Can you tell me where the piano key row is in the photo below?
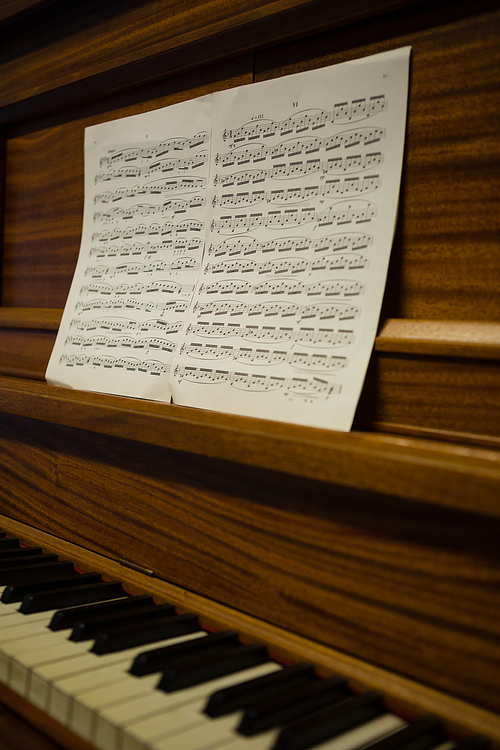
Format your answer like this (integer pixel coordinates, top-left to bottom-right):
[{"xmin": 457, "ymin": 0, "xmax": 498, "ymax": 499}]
[{"xmin": 0, "ymin": 534, "xmax": 487, "ymax": 750}]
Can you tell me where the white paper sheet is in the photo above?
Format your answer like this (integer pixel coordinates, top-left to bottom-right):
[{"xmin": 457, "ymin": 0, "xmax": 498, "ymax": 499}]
[{"xmin": 46, "ymin": 47, "xmax": 410, "ymax": 431}]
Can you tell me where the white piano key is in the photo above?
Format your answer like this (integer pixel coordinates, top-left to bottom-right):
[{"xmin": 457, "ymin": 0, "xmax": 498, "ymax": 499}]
[
  {"xmin": 93, "ymin": 663, "xmax": 280, "ymax": 750},
  {"xmin": 215, "ymin": 713, "xmax": 407, "ymax": 750},
  {"xmin": 152, "ymin": 714, "xmax": 239, "ymax": 750},
  {"xmin": 49, "ymin": 631, "xmax": 205, "ymax": 725},
  {"xmin": 8, "ymin": 636, "xmax": 90, "ymax": 696}
]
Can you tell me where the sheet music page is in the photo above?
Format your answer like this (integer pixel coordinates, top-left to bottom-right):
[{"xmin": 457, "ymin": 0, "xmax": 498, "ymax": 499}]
[
  {"xmin": 46, "ymin": 94, "xmax": 212, "ymax": 401},
  {"xmin": 170, "ymin": 47, "xmax": 410, "ymax": 430}
]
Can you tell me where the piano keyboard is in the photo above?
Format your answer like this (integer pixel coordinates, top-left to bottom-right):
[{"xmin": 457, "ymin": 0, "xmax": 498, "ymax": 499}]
[{"xmin": 0, "ymin": 533, "xmax": 487, "ymax": 750}]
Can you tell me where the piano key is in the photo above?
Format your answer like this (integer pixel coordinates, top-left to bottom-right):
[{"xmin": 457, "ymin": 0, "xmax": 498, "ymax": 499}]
[
  {"xmin": 92, "ymin": 611, "xmax": 201, "ymax": 653},
  {"xmin": 48, "ymin": 631, "xmax": 206, "ymax": 725},
  {"xmin": 158, "ymin": 642, "xmax": 269, "ymax": 692},
  {"xmin": 1, "ymin": 571, "xmax": 101, "ymax": 602},
  {"xmin": 0, "ymin": 560, "xmax": 76, "ymax": 585},
  {"xmin": 0, "ymin": 551, "xmax": 53, "ymax": 567},
  {"xmin": 93, "ymin": 662, "xmax": 280, "ymax": 750},
  {"xmin": 220, "ymin": 713, "xmax": 408, "ymax": 750},
  {"xmin": 237, "ymin": 675, "xmax": 350, "ymax": 735},
  {"xmin": 70, "ymin": 601, "xmax": 177, "ymax": 640},
  {"xmin": 20, "ymin": 580, "xmax": 126, "ymax": 613},
  {"xmin": 363, "ymin": 716, "xmax": 444, "ymax": 750},
  {"xmin": 0, "ymin": 546, "xmax": 43, "ymax": 559},
  {"xmin": 130, "ymin": 629, "xmax": 240, "ymax": 676},
  {"xmin": 49, "ymin": 593, "xmax": 153, "ymax": 630},
  {"xmin": 0, "ymin": 537, "xmax": 21, "ymax": 550},
  {"xmin": 205, "ymin": 662, "xmax": 317, "ymax": 718},
  {"xmin": 273, "ymin": 690, "xmax": 386, "ymax": 750}
]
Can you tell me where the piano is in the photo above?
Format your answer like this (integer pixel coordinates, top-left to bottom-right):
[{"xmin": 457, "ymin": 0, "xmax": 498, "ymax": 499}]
[{"xmin": 0, "ymin": 0, "xmax": 499, "ymax": 748}]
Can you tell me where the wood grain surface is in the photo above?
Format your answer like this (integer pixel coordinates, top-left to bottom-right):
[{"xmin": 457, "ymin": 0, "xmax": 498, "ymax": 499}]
[{"xmin": 0, "ymin": 411, "xmax": 499, "ymax": 714}]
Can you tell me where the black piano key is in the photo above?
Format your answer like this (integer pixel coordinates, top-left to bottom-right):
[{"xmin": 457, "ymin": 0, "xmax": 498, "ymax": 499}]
[
  {"xmin": 272, "ymin": 690, "xmax": 385, "ymax": 750},
  {"xmin": 157, "ymin": 642, "xmax": 269, "ymax": 692},
  {"xmin": 130, "ymin": 629, "xmax": 240, "ymax": 676},
  {"xmin": 1, "ymin": 571, "xmax": 103, "ymax": 603},
  {"xmin": 20, "ymin": 581, "xmax": 126, "ymax": 613},
  {"xmin": 70, "ymin": 602, "xmax": 176, "ymax": 641},
  {"xmin": 0, "ymin": 560, "xmax": 76, "ymax": 586},
  {"xmin": 92, "ymin": 611, "xmax": 200, "ymax": 654},
  {"xmin": 238, "ymin": 674, "xmax": 350, "ymax": 735},
  {"xmin": 0, "ymin": 552, "xmax": 59, "ymax": 570},
  {"xmin": 364, "ymin": 717, "xmax": 444, "ymax": 750},
  {"xmin": 49, "ymin": 594, "xmax": 154, "ymax": 631},
  {"xmin": 205, "ymin": 662, "xmax": 317, "ymax": 718},
  {"xmin": 0, "ymin": 546, "xmax": 43, "ymax": 560},
  {"xmin": 0, "ymin": 538, "xmax": 21, "ymax": 550}
]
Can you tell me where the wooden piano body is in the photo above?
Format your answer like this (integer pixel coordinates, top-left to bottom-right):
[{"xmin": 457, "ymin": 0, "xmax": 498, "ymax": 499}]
[{"xmin": 0, "ymin": 0, "xmax": 499, "ymax": 747}]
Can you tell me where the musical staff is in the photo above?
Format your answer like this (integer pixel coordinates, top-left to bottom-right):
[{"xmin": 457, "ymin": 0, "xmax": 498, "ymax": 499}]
[
  {"xmin": 214, "ymin": 154, "xmax": 383, "ymax": 186},
  {"xmin": 193, "ymin": 300, "xmax": 360, "ymax": 321},
  {"xmin": 199, "ymin": 278, "xmax": 364, "ymax": 297},
  {"xmin": 181, "ymin": 342, "xmax": 347, "ymax": 369},
  {"xmin": 208, "ymin": 233, "xmax": 372, "ymax": 258},
  {"xmin": 65, "ymin": 334, "xmax": 176, "ymax": 352},
  {"xmin": 80, "ymin": 280, "xmax": 194, "ymax": 296},
  {"xmin": 60, "ymin": 354, "xmax": 170, "ymax": 375},
  {"xmin": 186, "ymin": 322, "xmax": 355, "ymax": 346},
  {"xmin": 95, "ymin": 187, "xmax": 206, "ymax": 204},
  {"xmin": 204, "ymin": 254, "xmax": 368, "ymax": 276},
  {"xmin": 99, "ymin": 133, "xmax": 209, "ymax": 167},
  {"xmin": 212, "ymin": 176, "xmax": 379, "ymax": 207},
  {"xmin": 85, "ymin": 258, "xmax": 199, "ymax": 278},
  {"xmin": 211, "ymin": 202, "xmax": 377, "ymax": 233},
  {"xmin": 95, "ymin": 153, "xmax": 208, "ymax": 182},
  {"xmin": 174, "ymin": 365, "xmax": 342, "ymax": 396},
  {"xmin": 70, "ymin": 318, "xmax": 183, "ymax": 335},
  {"xmin": 75, "ymin": 299, "xmax": 189, "ymax": 314},
  {"xmin": 90, "ymin": 238, "xmax": 203, "ymax": 258},
  {"xmin": 92, "ymin": 220, "xmax": 204, "ymax": 242},
  {"xmin": 223, "ymin": 97, "xmax": 386, "ymax": 142}
]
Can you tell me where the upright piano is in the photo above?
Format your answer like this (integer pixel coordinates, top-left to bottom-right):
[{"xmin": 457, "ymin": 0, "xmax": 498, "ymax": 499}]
[{"xmin": 0, "ymin": 0, "xmax": 499, "ymax": 748}]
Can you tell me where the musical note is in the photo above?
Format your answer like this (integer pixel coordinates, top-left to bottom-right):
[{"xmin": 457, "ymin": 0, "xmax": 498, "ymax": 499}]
[
  {"xmin": 186, "ymin": 322, "xmax": 355, "ymax": 346},
  {"xmin": 215, "ymin": 128, "xmax": 385, "ymax": 167},
  {"xmin": 208, "ymin": 233, "xmax": 372, "ymax": 258},
  {"xmin": 193, "ymin": 299, "xmax": 360, "ymax": 321},
  {"xmin": 223, "ymin": 98, "xmax": 386, "ymax": 142}
]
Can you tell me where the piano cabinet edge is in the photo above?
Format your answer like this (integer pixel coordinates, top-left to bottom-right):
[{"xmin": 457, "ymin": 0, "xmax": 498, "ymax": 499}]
[{"xmin": 0, "ymin": 516, "xmax": 499, "ymax": 749}]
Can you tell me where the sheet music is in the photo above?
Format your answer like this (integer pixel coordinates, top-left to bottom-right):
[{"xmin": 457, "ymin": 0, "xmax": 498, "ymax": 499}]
[
  {"xmin": 46, "ymin": 47, "xmax": 410, "ymax": 430},
  {"xmin": 46, "ymin": 95, "xmax": 212, "ymax": 401},
  {"xmin": 170, "ymin": 48, "xmax": 410, "ymax": 430}
]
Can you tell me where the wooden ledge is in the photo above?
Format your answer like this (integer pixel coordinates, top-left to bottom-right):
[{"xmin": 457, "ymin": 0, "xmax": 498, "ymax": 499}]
[{"xmin": 0, "ymin": 375, "xmax": 499, "ymax": 518}]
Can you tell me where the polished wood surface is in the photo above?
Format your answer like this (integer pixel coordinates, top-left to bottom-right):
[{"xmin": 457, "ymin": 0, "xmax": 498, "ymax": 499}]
[{"xmin": 0, "ymin": 0, "xmax": 499, "ymax": 746}]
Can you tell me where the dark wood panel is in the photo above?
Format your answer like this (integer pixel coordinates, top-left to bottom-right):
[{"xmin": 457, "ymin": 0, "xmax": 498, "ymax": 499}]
[
  {"xmin": 0, "ymin": 328, "xmax": 55, "ymax": 379},
  {"xmin": 356, "ymin": 351, "xmax": 500, "ymax": 438},
  {"xmin": 255, "ymin": 1, "xmax": 500, "ymax": 322},
  {"xmin": 2, "ymin": 60, "xmax": 253, "ymax": 307},
  {"xmin": 0, "ymin": 0, "xmax": 58, "ymax": 25},
  {"xmin": 0, "ymin": 411, "xmax": 499, "ymax": 712},
  {"xmin": 0, "ymin": 0, "xmax": 424, "ymax": 118}
]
